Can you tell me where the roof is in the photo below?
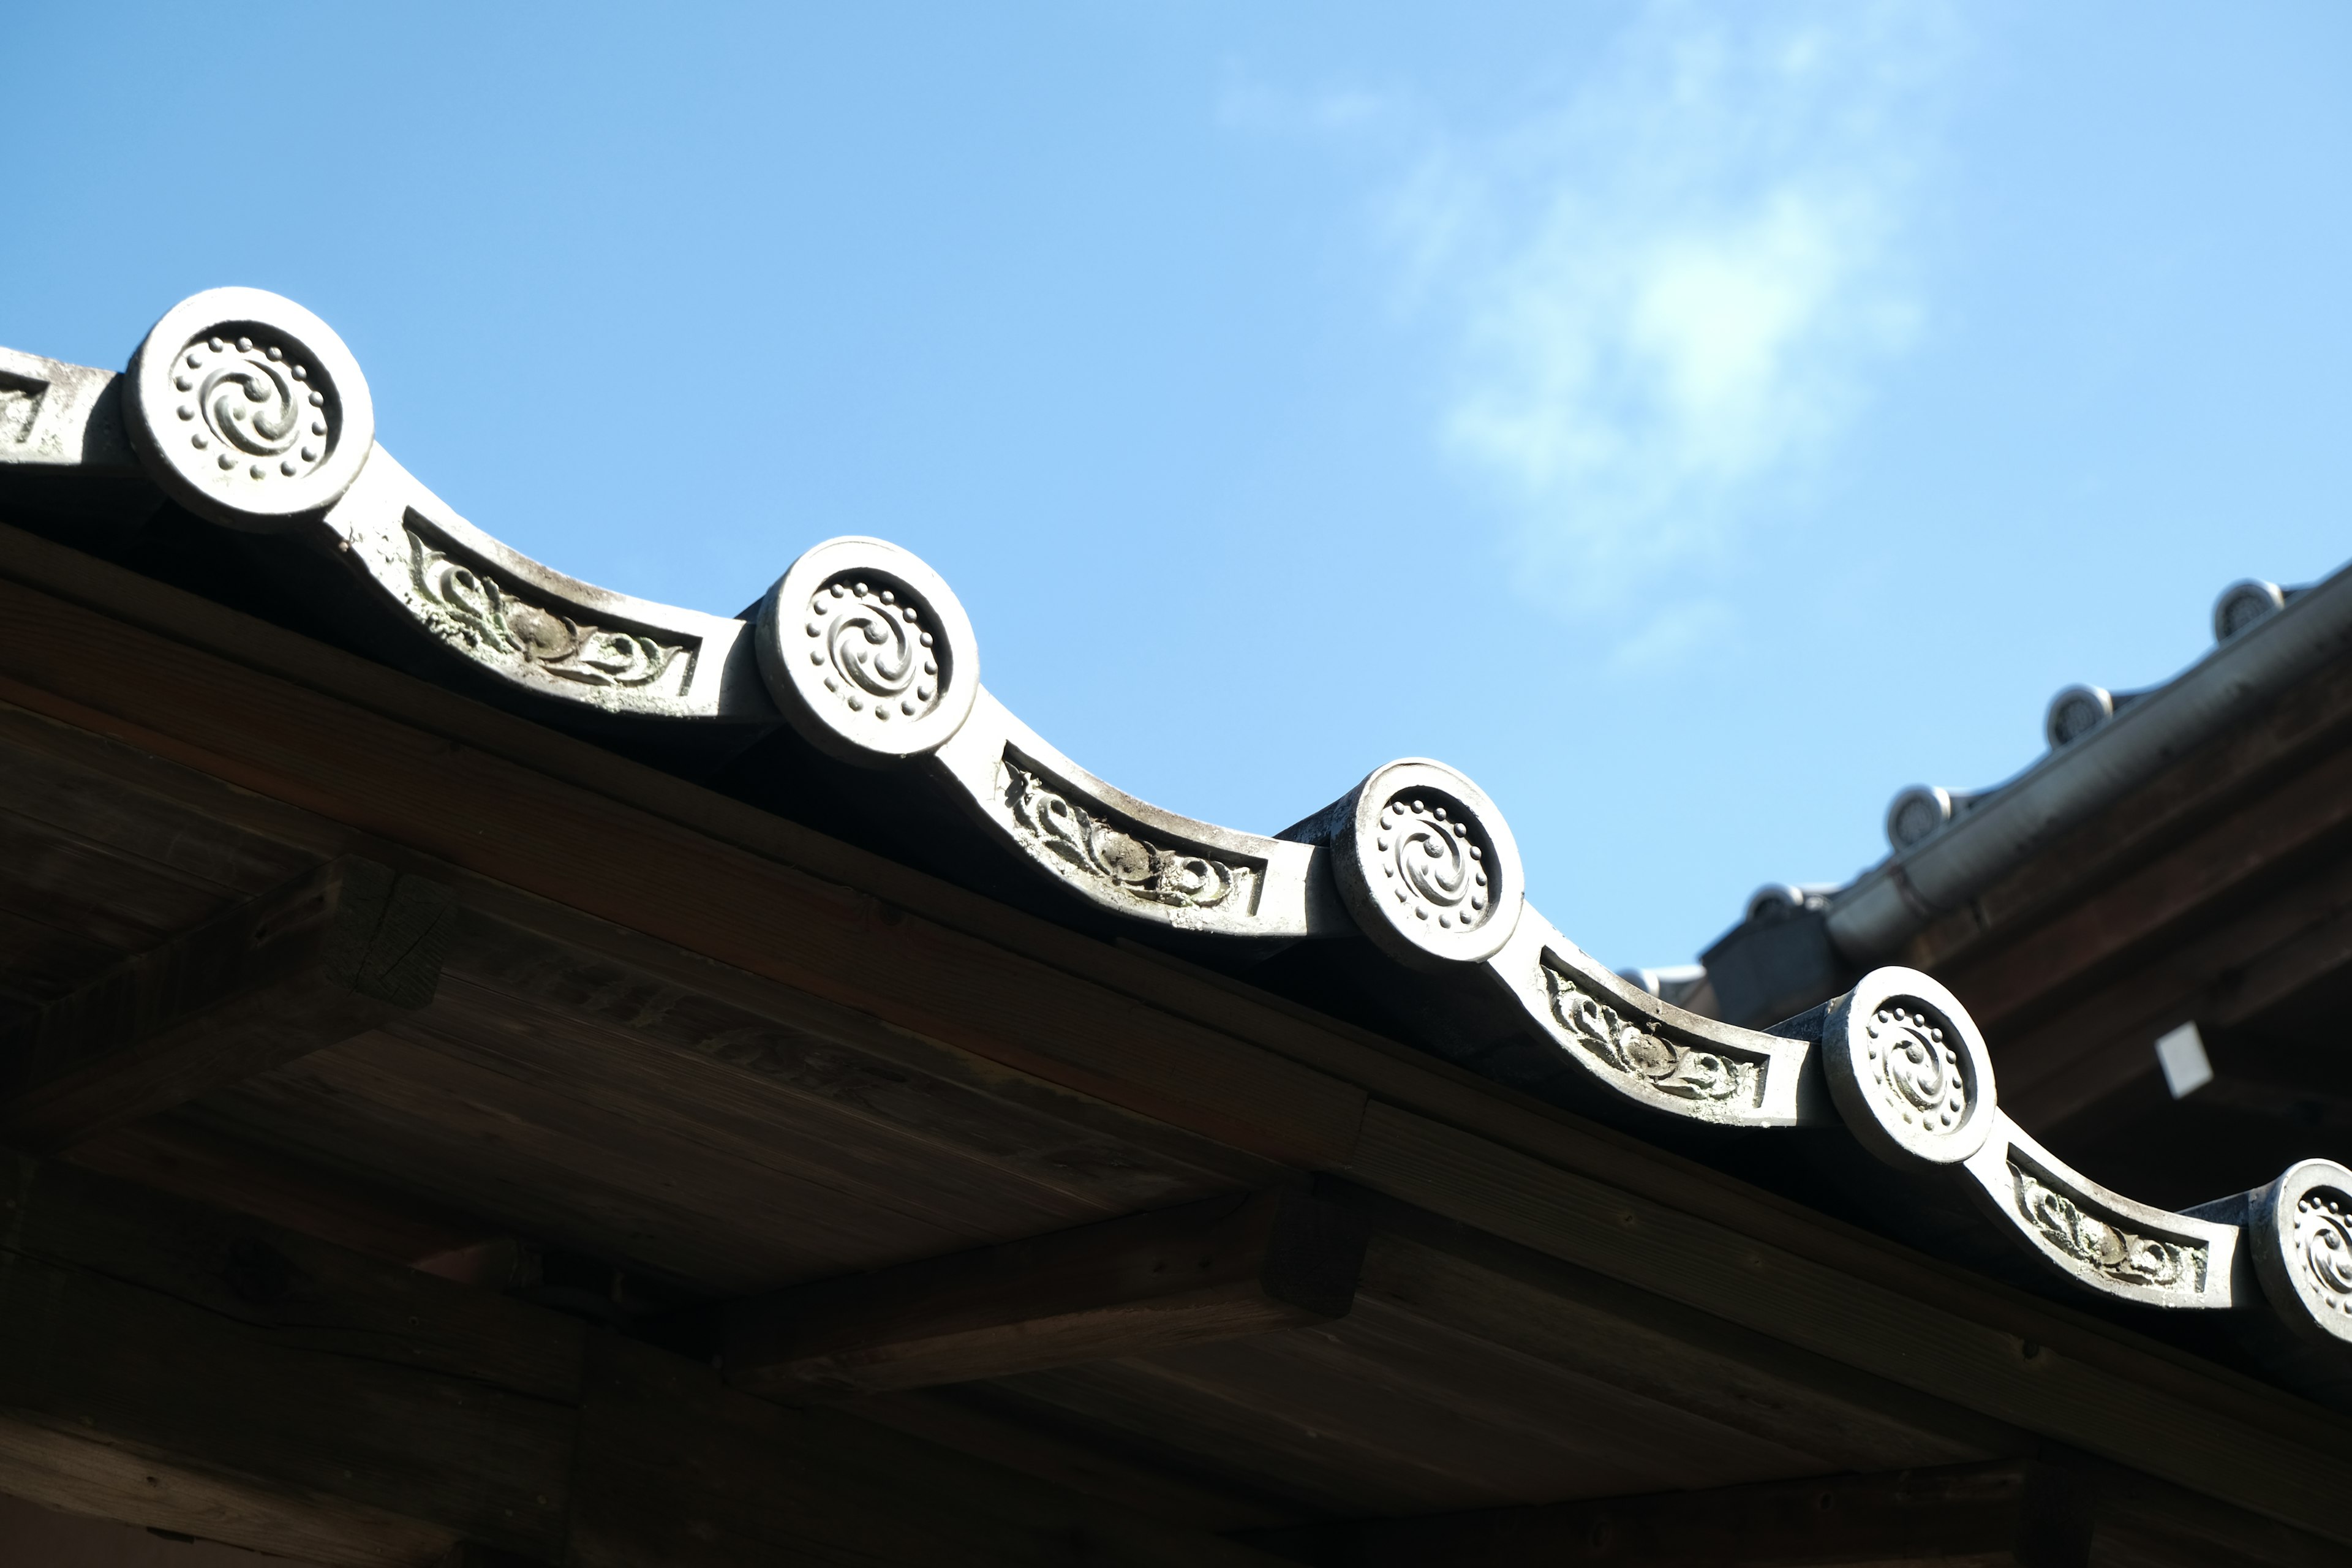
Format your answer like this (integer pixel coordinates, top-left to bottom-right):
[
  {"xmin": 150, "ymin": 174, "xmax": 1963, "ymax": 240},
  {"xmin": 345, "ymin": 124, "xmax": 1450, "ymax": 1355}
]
[
  {"xmin": 4, "ymin": 287, "xmax": 2351, "ymax": 1548},
  {"xmin": 1693, "ymin": 561, "xmax": 2352, "ymax": 1031}
]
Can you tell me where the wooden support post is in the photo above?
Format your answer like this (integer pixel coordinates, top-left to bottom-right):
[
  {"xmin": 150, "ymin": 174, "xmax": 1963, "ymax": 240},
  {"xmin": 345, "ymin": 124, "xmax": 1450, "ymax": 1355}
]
[
  {"xmin": 1246, "ymin": 1461, "xmax": 2095, "ymax": 1567},
  {"xmin": 0, "ymin": 1150, "xmax": 1281, "ymax": 1568},
  {"xmin": 0, "ymin": 856, "xmax": 454, "ymax": 1150},
  {"xmin": 717, "ymin": 1189, "xmax": 1370, "ymax": 1401}
]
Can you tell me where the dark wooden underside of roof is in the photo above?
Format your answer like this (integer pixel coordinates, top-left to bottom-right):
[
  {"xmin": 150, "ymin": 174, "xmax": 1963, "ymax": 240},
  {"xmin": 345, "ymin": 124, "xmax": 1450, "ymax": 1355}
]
[{"xmin": 2, "ymin": 519, "xmax": 2348, "ymax": 1567}]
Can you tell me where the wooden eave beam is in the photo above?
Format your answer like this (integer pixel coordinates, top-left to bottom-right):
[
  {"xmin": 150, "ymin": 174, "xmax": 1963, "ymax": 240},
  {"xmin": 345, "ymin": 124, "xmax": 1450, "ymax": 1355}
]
[
  {"xmin": 1247, "ymin": 1461, "xmax": 2097, "ymax": 1567},
  {"xmin": 717, "ymin": 1189, "xmax": 1369, "ymax": 1401},
  {"xmin": 0, "ymin": 855, "xmax": 453, "ymax": 1151},
  {"xmin": 0, "ymin": 1150, "xmax": 1282, "ymax": 1568}
]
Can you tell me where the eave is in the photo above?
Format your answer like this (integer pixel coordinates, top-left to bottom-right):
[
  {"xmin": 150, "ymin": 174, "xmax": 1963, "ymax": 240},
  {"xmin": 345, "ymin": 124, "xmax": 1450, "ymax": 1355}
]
[{"xmin": 1, "ymin": 288, "xmax": 2349, "ymax": 1561}]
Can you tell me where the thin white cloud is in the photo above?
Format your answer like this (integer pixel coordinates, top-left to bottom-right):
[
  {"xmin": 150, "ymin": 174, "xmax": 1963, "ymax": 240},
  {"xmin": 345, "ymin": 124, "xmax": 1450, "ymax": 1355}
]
[
  {"xmin": 1392, "ymin": 1, "xmax": 1957, "ymax": 625},
  {"xmin": 1218, "ymin": 79, "xmax": 1401, "ymax": 138},
  {"xmin": 1605, "ymin": 597, "xmax": 1738, "ymax": 675}
]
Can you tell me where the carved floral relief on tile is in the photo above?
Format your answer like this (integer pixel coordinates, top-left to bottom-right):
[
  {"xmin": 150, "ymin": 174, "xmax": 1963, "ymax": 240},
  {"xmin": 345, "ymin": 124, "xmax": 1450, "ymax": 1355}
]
[
  {"xmin": 1003, "ymin": 760, "xmax": 1254, "ymax": 914},
  {"xmin": 1544, "ymin": 968, "xmax": 1749, "ymax": 1105},
  {"xmin": 406, "ymin": 524, "xmax": 689, "ymax": 693},
  {"xmin": 2011, "ymin": 1164, "xmax": 2207, "ymax": 1291}
]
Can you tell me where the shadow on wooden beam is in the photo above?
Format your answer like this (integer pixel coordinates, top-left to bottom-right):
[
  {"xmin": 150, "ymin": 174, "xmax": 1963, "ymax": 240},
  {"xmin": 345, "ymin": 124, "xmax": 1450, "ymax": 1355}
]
[
  {"xmin": 0, "ymin": 856, "xmax": 454, "ymax": 1151},
  {"xmin": 716, "ymin": 1188, "xmax": 1369, "ymax": 1401},
  {"xmin": 1242, "ymin": 1461, "xmax": 2094, "ymax": 1568}
]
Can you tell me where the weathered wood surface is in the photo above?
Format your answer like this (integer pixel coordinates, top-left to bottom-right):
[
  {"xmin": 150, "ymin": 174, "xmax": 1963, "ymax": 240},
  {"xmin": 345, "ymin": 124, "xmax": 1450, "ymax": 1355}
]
[
  {"xmin": 0, "ymin": 1491, "xmax": 293, "ymax": 1567},
  {"xmin": 0, "ymin": 545, "xmax": 1368, "ymax": 1171},
  {"xmin": 1978, "ymin": 840, "xmax": 2352, "ymax": 1136},
  {"xmin": 1338, "ymin": 1104, "xmax": 2352, "ymax": 1544},
  {"xmin": 882, "ymin": 1189, "xmax": 2017, "ymax": 1523},
  {"xmin": 0, "ymin": 1151, "xmax": 580, "ymax": 1564},
  {"xmin": 981, "ymin": 1330, "xmax": 1811, "ymax": 1520},
  {"xmin": 0, "ymin": 710, "xmax": 1299, "ymax": 1288},
  {"xmin": 432, "ymin": 898, "xmax": 1290, "ymax": 1209},
  {"xmin": 1, "ymin": 857, "xmax": 453, "ymax": 1150},
  {"xmin": 571, "ymin": 1335, "xmax": 1278, "ymax": 1568},
  {"xmin": 2069, "ymin": 1455, "xmax": 2352, "ymax": 1568},
  {"xmin": 189, "ymin": 911, "xmax": 1297, "ymax": 1291},
  {"xmin": 438, "ymin": 1547, "xmax": 547, "ymax": 1568},
  {"xmin": 720, "ymin": 1189, "xmax": 1367, "ymax": 1400},
  {"xmin": 0, "ymin": 804, "xmax": 237, "ymax": 974},
  {"xmin": 1246, "ymin": 1460, "xmax": 2097, "ymax": 1567},
  {"xmin": 959, "ymin": 1218, "xmax": 2010, "ymax": 1524},
  {"xmin": 63, "ymin": 1114, "xmax": 491, "ymax": 1265},
  {"xmin": 850, "ymin": 1384, "xmax": 1313, "ymax": 1533},
  {"xmin": 0, "ymin": 726, "xmax": 319, "ymax": 1027},
  {"xmin": 1250, "ymin": 1457, "xmax": 2352, "ymax": 1568},
  {"xmin": 0, "ymin": 1150, "xmax": 1287, "ymax": 1567},
  {"xmin": 1340, "ymin": 1196, "xmax": 2019, "ymax": 1471}
]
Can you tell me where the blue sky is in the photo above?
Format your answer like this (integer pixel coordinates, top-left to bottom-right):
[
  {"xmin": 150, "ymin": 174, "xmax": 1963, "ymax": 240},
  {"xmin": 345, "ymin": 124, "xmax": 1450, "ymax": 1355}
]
[{"xmin": 7, "ymin": 3, "xmax": 2348, "ymax": 968}]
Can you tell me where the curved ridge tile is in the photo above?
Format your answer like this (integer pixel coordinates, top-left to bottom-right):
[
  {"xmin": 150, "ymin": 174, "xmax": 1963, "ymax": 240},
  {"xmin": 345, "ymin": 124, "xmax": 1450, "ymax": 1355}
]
[
  {"xmin": 1814, "ymin": 969, "xmax": 2247, "ymax": 1310},
  {"xmin": 753, "ymin": 535, "xmax": 979, "ymax": 762},
  {"xmin": 2189, "ymin": 1159, "xmax": 2352, "ymax": 1347},
  {"xmin": 747, "ymin": 532, "xmax": 1342, "ymax": 937},
  {"xmin": 1284, "ymin": 753, "xmax": 1820, "ymax": 1126},
  {"xmin": 1483, "ymin": 911, "xmax": 1823, "ymax": 1126},
  {"xmin": 1820, "ymin": 968, "xmax": 1999, "ymax": 1168},
  {"xmin": 124, "ymin": 287, "xmax": 375, "ymax": 532},
  {"xmin": 118, "ymin": 287, "xmax": 774, "ymax": 726},
  {"xmin": 1301, "ymin": 758, "xmax": 1527, "ymax": 970},
  {"xmin": 2249, "ymin": 1160, "xmax": 2352, "ymax": 1345},
  {"xmin": 326, "ymin": 447, "xmax": 775, "ymax": 722},
  {"xmin": 1962, "ymin": 1115, "xmax": 2245, "ymax": 1310},
  {"xmin": 932, "ymin": 690, "xmax": 1346, "ymax": 938}
]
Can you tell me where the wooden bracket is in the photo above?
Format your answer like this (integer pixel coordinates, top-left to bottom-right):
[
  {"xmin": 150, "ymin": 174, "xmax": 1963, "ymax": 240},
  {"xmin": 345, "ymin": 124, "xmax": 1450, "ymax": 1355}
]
[
  {"xmin": 1, "ymin": 856, "xmax": 455, "ymax": 1150},
  {"xmin": 717, "ymin": 1188, "xmax": 1370, "ymax": 1401}
]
